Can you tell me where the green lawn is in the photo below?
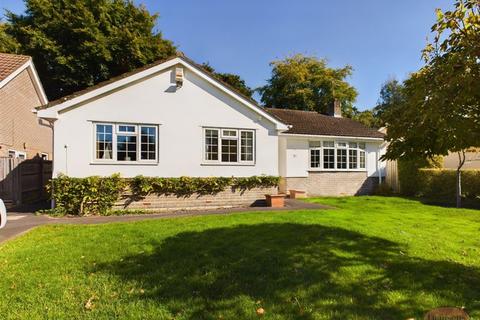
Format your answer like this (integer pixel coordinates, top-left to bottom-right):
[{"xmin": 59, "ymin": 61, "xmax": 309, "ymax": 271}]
[{"xmin": 1, "ymin": 197, "xmax": 479, "ymax": 320}]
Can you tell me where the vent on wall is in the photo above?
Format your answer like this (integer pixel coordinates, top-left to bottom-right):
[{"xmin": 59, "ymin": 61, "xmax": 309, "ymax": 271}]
[{"xmin": 175, "ymin": 67, "xmax": 184, "ymax": 88}]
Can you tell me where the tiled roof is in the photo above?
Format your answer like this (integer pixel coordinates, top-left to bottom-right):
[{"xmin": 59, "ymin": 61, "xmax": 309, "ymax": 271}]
[
  {"xmin": 0, "ymin": 53, "xmax": 30, "ymax": 82},
  {"xmin": 266, "ymin": 108, "xmax": 385, "ymax": 139}
]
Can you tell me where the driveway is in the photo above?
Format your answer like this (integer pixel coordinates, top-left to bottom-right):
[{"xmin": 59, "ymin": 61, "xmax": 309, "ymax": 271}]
[{"xmin": 0, "ymin": 199, "xmax": 329, "ymax": 244}]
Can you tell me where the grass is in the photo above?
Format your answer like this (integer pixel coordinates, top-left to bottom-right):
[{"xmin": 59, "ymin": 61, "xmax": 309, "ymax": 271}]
[{"xmin": 0, "ymin": 196, "xmax": 479, "ymax": 319}]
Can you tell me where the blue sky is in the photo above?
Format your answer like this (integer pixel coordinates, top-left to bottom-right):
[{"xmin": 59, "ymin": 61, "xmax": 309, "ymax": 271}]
[{"xmin": 1, "ymin": 0, "xmax": 453, "ymax": 110}]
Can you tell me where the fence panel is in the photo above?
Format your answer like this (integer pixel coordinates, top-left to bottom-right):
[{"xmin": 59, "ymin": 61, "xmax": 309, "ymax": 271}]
[{"xmin": 0, "ymin": 157, "xmax": 52, "ymax": 207}]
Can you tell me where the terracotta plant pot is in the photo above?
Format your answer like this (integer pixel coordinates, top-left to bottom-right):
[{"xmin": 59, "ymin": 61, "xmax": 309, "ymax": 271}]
[
  {"xmin": 289, "ymin": 189, "xmax": 306, "ymax": 199},
  {"xmin": 265, "ymin": 194, "xmax": 286, "ymax": 208}
]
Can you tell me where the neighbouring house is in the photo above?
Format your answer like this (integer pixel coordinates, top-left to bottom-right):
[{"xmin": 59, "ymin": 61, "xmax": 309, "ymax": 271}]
[
  {"xmin": 443, "ymin": 149, "xmax": 480, "ymax": 169},
  {"xmin": 0, "ymin": 53, "xmax": 51, "ymax": 160},
  {"xmin": 37, "ymin": 54, "xmax": 386, "ymax": 209}
]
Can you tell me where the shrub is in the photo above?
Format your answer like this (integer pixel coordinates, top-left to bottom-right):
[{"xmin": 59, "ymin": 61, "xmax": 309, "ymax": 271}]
[
  {"xmin": 414, "ymin": 169, "xmax": 480, "ymax": 200},
  {"xmin": 46, "ymin": 175, "xmax": 280, "ymax": 216},
  {"xmin": 47, "ymin": 174, "xmax": 126, "ymax": 216}
]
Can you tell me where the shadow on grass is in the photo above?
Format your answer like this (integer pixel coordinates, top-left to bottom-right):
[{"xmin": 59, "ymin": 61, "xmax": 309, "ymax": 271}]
[{"xmin": 96, "ymin": 224, "xmax": 480, "ymax": 319}]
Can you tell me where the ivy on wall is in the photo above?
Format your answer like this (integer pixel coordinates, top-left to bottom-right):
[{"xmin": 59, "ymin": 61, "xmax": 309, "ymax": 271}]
[{"xmin": 46, "ymin": 174, "xmax": 280, "ymax": 216}]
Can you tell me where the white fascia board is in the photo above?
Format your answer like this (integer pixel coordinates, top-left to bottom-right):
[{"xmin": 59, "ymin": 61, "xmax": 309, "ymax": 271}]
[
  {"xmin": 37, "ymin": 108, "xmax": 59, "ymax": 120},
  {"xmin": 26, "ymin": 60, "xmax": 48, "ymax": 105},
  {"xmin": 38, "ymin": 57, "xmax": 288, "ymax": 130},
  {"xmin": 279, "ymin": 133, "xmax": 385, "ymax": 142}
]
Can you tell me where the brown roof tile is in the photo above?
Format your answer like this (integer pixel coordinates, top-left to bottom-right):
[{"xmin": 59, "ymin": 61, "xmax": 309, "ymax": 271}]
[
  {"xmin": 266, "ymin": 108, "xmax": 384, "ymax": 139},
  {"xmin": 0, "ymin": 53, "xmax": 30, "ymax": 82}
]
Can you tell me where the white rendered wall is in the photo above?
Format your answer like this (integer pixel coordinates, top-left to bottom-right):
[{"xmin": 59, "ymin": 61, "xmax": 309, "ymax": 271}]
[
  {"xmin": 280, "ymin": 136, "xmax": 386, "ymax": 178},
  {"xmin": 52, "ymin": 66, "xmax": 279, "ymax": 178}
]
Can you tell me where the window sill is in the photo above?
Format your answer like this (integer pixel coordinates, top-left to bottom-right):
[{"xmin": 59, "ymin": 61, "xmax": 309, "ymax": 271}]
[
  {"xmin": 308, "ymin": 169, "xmax": 367, "ymax": 172},
  {"xmin": 201, "ymin": 162, "xmax": 255, "ymax": 167},
  {"xmin": 90, "ymin": 161, "xmax": 159, "ymax": 166}
]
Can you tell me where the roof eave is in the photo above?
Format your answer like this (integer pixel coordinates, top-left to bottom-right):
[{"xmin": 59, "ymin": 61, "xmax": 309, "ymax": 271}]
[{"xmin": 279, "ymin": 132, "xmax": 385, "ymax": 141}]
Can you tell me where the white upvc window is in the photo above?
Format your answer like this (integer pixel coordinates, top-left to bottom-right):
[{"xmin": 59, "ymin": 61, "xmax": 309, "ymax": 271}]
[
  {"xmin": 309, "ymin": 140, "xmax": 367, "ymax": 171},
  {"xmin": 8, "ymin": 150, "xmax": 26, "ymax": 160},
  {"xmin": 94, "ymin": 122, "xmax": 158, "ymax": 163},
  {"xmin": 203, "ymin": 127, "xmax": 255, "ymax": 165}
]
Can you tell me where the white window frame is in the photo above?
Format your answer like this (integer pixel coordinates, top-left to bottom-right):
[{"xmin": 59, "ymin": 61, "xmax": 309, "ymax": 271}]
[
  {"xmin": 92, "ymin": 122, "xmax": 159, "ymax": 164},
  {"xmin": 8, "ymin": 150, "xmax": 27, "ymax": 160},
  {"xmin": 202, "ymin": 127, "xmax": 255, "ymax": 165},
  {"xmin": 308, "ymin": 140, "xmax": 367, "ymax": 171}
]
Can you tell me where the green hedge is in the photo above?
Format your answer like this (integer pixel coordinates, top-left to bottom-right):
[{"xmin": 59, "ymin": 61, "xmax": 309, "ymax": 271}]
[
  {"xmin": 411, "ymin": 169, "xmax": 480, "ymax": 200},
  {"xmin": 47, "ymin": 174, "xmax": 280, "ymax": 216}
]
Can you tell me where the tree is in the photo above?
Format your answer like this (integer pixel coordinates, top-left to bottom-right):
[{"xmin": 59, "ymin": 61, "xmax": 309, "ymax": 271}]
[
  {"xmin": 383, "ymin": 0, "xmax": 480, "ymax": 207},
  {"xmin": 351, "ymin": 109, "xmax": 380, "ymax": 128},
  {"xmin": 257, "ymin": 54, "xmax": 358, "ymax": 115},
  {"xmin": 374, "ymin": 79, "xmax": 405, "ymax": 126},
  {"xmin": 201, "ymin": 62, "xmax": 253, "ymax": 98},
  {"xmin": 0, "ymin": 23, "xmax": 20, "ymax": 53},
  {"xmin": 2, "ymin": 0, "xmax": 176, "ymax": 100}
]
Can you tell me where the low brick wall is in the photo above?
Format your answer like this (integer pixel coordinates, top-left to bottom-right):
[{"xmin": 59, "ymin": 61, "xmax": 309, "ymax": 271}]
[
  {"xmin": 285, "ymin": 171, "xmax": 378, "ymax": 196},
  {"xmin": 114, "ymin": 186, "xmax": 278, "ymax": 211}
]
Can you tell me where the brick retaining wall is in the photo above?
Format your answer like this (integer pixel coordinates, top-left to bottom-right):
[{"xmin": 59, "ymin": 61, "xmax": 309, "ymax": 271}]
[
  {"xmin": 285, "ymin": 171, "xmax": 378, "ymax": 196},
  {"xmin": 114, "ymin": 186, "xmax": 278, "ymax": 211}
]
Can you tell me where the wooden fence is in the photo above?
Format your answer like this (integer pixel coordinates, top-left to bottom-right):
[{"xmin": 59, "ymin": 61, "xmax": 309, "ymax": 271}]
[
  {"xmin": 385, "ymin": 159, "xmax": 400, "ymax": 193},
  {"xmin": 0, "ymin": 157, "xmax": 52, "ymax": 207}
]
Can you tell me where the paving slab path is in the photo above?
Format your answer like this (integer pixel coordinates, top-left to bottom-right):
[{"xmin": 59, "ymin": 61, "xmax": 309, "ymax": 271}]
[{"xmin": 0, "ymin": 199, "xmax": 329, "ymax": 244}]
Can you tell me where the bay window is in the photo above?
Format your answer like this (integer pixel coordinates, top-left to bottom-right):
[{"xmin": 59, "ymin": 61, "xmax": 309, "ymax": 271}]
[
  {"xmin": 204, "ymin": 128, "xmax": 255, "ymax": 164},
  {"xmin": 309, "ymin": 140, "xmax": 367, "ymax": 170},
  {"xmin": 94, "ymin": 123, "xmax": 158, "ymax": 162}
]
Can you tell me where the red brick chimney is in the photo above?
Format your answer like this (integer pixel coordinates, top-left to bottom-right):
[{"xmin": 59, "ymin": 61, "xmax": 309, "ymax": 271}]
[{"xmin": 327, "ymin": 99, "xmax": 342, "ymax": 117}]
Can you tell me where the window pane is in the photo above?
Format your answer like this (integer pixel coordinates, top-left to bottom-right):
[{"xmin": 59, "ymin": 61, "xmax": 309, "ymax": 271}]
[
  {"xmin": 140, "ymin": 126, "xmax": 157, "ymax": 160},
  {"xmin": 205, "ymin": 129, "xmax": 219, "ymax": 161},
  {"xmin": 349, "ymin": 149, "xmax": 358, "ymax": 169},
  {"xmin": 309, "ymin": 141, "xmax": 321, "ymax": 148},
  {"xmin": 310, "ymin": 149, "xmax": 321, "ymax": 168},
  {"xmin": 241, "ymin": 131, "xmax": 254, "ymax": 161},
  {"xmin": 117, "ymin": 135, "xmax": 137, "ymax": 161},
  {"xmin": 337, "ymin": 142, "xmax": 347, "ymax": 148},
  {"xmin": 359, "ymin": 151, "xmax": 366, "ymax": 168},
  {"xmin": 96, "ymin": 124, "xmax": 113, "ymax": 160},
  {"xmin": 349, "ymin": 142, "xmax": 358, "ymax": 148},
  {"xmin": 337, "ymin": 149, "xmax": 347, "ymax": 169},
  {"xmin": 222, "ymin": 130, "xmax": 237, "ymax": 137},
  {"xmin": 359, "ymin": 143, "xmax": 366, "ymax": 150},
  {"xmin": 221, "ymin": 139, "xmax": 238, "ymax": 162},
  {"xmin": 323, "ymin": 141, "xmax": 334, "ymax": 148},
  {"xmin": 119, "ymin": 125, "xmax": 136, "ymax": 133},
  {"xmin": 323, "ymin": 148, "xmax": 335, "ymax": 169}
]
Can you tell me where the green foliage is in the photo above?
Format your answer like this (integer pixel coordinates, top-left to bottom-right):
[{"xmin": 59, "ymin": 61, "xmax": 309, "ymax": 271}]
[
  {"xmin": 415, "ymin": 169, "xmax": 480, "ymax": 200},
  {"xmin": 257, "ymin": 54, "xmax": 358, "ymax": 115},
  {"xmin": 201, "ymin": 62, "xmax": 254, "ymax": 98},
  {"xmin": 374, "ymin": 79, "xmax": 405, "ymax": 127},
  {"xmin": 398, "ymin": 157, "xmax": 443, "ymax": 196},
  {"xmin": 0, "ymin": 23, "xmax": 20, "ymax": 53},
  {"xmin": 2, "ymin": 0, "xmax": 176, "ymax": 100},
  {"xmin": 48, "ymin": 175, "xmax": 280, "ymax": 216},
  {"xmin": 383, "ymin": 1, "xmax": 480, "ymax": 206},
  {"xmin": 47, "ymin": 174, "xmax": 126, "ymax": 216},
  {"xmin": 129, "ymin": 175, "xmax": 280, "ymax": 198}
]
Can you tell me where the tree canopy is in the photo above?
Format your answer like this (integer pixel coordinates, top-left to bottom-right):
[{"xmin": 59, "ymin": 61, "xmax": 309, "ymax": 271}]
[
  {"xmin": 383, "ymin": 0, "xmax": 480, "ymax": 207},
  {"xmin": 2, "ymin": 0, "xmax": 176, "ymax": 100},
  {"xmin": 257, "ymin": 54, "xmax": 358, "ymax": 115},
  {"xmin": 201, "ymin": 62, "xmax": 254, "ymax": 98}
]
